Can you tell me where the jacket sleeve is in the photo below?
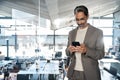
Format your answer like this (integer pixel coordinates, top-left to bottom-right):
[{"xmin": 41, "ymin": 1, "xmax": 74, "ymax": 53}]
[
  {"xmin": 65, "ymin": 31, "xmax": 74, "ymax": 57},
  {"xmin": 85, "ymin": 30, "xmax": 105, "ymax": 60},
  {"xmin": 65, "ymin": 31, "xmax": 74, "ymax": 67}
]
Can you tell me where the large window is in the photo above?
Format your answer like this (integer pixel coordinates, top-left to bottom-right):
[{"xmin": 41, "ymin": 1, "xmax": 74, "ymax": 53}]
[
  {"xmin": 88, "ymin": 15, "xmax": 113, "ymax": 51},
  {"xmin": 0, "ymin": 2, "xmax": 114, "ymax": 59}
]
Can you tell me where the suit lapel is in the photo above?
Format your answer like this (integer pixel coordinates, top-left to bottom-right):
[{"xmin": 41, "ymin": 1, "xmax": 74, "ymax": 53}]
[
  {"xmin": 84, "ymin": 24, "xmax": 93, "ymax": 44},
  {"xmin": 71, "ymin": 28, "xmax": 78, "ymax": 42}
]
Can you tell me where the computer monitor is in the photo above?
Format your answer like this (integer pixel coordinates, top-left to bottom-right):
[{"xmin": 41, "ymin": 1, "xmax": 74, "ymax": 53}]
[{"xmin": 55, "ymin": 51, "xmax": 62, "ymax": 58}]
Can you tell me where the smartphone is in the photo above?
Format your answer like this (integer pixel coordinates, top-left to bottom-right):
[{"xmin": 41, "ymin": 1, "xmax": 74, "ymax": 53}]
[{"xmin": 72, "ymin": 41, "xmax": 80, "ymax": 47}]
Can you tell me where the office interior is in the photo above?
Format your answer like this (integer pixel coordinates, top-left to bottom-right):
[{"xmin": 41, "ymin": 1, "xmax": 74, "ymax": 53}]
[{"xmin": 0, "ymin": 0, "xmax": 120, "ymax": 80}]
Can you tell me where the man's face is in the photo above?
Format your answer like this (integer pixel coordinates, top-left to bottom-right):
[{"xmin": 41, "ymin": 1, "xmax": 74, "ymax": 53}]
[{"xmin": 75, "ymin": 12, "xmax": 88, "ymax": 28}]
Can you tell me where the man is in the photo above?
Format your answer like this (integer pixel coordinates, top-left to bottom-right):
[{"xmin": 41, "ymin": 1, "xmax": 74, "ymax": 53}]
[
  {"xmin": 65, "ymin": 5, "xmax": 105, "ymax": 80},
  {"xmin": 0, "ymin": 51, "xmax": 5, "ymax": 61},
  {"xmin": 0, "ymin": 51, "xmax": 2, "ymax": 55}
]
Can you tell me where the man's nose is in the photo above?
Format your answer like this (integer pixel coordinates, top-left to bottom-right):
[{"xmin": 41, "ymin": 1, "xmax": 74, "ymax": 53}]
[{"xmin": 77, "ymin": 21, "xmax": 82, "ymax": 25}]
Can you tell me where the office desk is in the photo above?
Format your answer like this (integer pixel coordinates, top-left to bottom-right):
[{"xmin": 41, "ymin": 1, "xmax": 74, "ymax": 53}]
[
  {"xmin": 17, "ymin": 60, "xmax": 60, "ymax": 80},
  {"xmin": 101, "ymin": 70, "xmax": 118, "ymax": 80},
  {"xmin": 0, "ymin": 60, "xmax": 12, "ymax": 67},
  {"xmin": 100, "ymin": 58, "xmax": 120, "ymax": 80}
]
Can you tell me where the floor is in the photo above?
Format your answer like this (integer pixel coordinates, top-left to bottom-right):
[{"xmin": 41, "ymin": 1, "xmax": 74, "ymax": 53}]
[{"xmin": 0, "ymin": 70, "xmax": 117, "ymax": 80}]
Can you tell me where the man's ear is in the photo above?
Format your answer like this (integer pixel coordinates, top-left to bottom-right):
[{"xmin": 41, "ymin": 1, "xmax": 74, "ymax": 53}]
[{"xmin": 87, "ymin": 15, "xmax": 89, "ymax": 19}]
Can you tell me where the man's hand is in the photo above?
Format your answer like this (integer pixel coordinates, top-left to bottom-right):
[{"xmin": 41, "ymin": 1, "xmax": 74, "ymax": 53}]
[
  {"xmin": 68, "ymin": 44, "xmax": 87, "ymax": 54},
  {"xmin": 65, "ymin": 66, "xmax": 69, "ymax": 72},
  {"xmin": 68, "ymin": 45, "xmax": 76, "ymax": 53},
  {"xmin": 79, "ymin": 44, "xmax": 87, "ymax": 53}
]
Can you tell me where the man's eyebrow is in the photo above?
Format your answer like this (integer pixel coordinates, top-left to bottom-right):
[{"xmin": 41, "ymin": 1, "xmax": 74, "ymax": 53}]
[{"xmin": 76, "ymin": 18, "xmax": 85, "ymax": 20}]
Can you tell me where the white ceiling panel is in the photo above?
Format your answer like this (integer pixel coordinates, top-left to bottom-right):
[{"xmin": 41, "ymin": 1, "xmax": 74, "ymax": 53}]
[{"xmin": 0, "ymin": 0, "xmax": 120, "ymax": 29}]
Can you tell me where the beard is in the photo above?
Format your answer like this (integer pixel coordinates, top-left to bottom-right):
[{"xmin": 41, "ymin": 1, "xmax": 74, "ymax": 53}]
[
  {"xmin": 78, "ymin": 23, "xmax": 87, "ymax": 28},
  {"xmin": 78, "ymin": 24, "xmax": 84, "ymax": 27}
]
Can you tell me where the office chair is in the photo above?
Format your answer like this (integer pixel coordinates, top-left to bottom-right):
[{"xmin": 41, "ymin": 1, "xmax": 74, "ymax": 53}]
[
  {"xmin": 110, "ymin": 66, "xmax": 118, "ymax": 80},
  {"xmin": 55, "ymin": 51, "xmax": 62, "ymax": 58}
]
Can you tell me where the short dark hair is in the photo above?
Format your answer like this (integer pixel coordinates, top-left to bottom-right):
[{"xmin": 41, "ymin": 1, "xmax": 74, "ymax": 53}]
[{"xmin": 74, "ymin": 5, "xmax": 89, "ymax": 16}]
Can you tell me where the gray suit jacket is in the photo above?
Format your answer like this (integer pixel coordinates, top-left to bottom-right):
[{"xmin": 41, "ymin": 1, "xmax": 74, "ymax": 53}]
[{"xmin": 66, "ymin": 24, "xmax": 105, "ymax": 80}]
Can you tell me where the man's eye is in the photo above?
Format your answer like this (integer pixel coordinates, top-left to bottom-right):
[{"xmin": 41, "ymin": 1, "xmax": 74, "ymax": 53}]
[
  {"xmin": 76, "ymin": 18, "xmax": 85, "ymax": 21},
  {"xmin": 76, "ymin": 19, "xmax": 79, "ymax": 21},
  {"xmin": 80, "ymin": 18, "xmax": 85, "ymax": 20}
]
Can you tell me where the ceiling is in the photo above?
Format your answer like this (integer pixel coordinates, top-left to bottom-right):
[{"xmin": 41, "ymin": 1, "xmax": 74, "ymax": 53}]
[{"xmin": 0, "ymin": 0, "xmax": 120, "ymax": 29}]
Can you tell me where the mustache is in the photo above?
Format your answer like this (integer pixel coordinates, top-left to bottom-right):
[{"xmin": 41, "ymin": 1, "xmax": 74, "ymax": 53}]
[{"xmin": 78, "ymin": 24, "xmax": 84, "ymax": 27}]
